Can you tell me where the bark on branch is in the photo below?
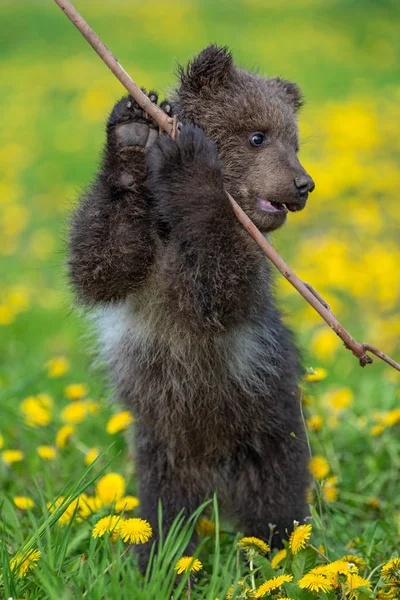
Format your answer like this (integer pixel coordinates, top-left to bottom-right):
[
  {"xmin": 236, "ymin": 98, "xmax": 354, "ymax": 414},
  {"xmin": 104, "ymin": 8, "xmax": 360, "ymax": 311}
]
[{"xmin": 53, "ymin": 0, "xmax": 400, "ymax": 373}]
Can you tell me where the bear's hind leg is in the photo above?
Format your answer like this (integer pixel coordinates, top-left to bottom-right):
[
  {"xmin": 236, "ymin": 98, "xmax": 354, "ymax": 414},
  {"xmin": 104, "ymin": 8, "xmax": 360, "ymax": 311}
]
[
  {"xmin": 229, "ymin": 437, "xmax": 309, "ymax": 549},
  {"xmin": 135, "ymin": 430, "xmax": 204, "ymax": 572}
]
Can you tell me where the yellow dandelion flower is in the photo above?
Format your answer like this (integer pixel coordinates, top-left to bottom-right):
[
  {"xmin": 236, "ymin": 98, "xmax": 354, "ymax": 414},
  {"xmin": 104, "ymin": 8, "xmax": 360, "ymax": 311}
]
[
  {"xmin": 92, "ymin": 515, "xmax": 123, "ymax": 539},
  {"xmin": 7, "ymin": 287, "xmax": 30, "ymax": 313},
  {"xmin": 45, "ymin": 356, "xmax": 70, "ymax": 378},
  {"xmin": 106, "ymin": 411, "xmax": 134, "ymax": 434},
  {"xmin": 11, "ymin": 549, "xmax": 41, "ymax": 577},
  {"xmin": 305, "ymin": 367, "xmax": 327, "ymax": 382},
  {"xmin": 238, "ymin": 537, "xmax": 270, "ymax": 555},
  {"xmin": 78, "ymin": 494, "xmax": 103, "ymax": 517},
  {"xmin": 0, "ymin": 304, "xmax": 15, "ymax": 325},
  {"xmin": 341, "ymin": 555, "xmax": 366, "ymax": 570},
  {"xmin": 55, "ymin": 424, "xmax": 75, "ymax": 448},
  {"xmin": 271, "ymin": 548, "xmax": 287, "ymax": 568},
  {"xmin": 36, "ymin": 393, "xmax": 53, "ymax": 408},
  {"xmin": 64, "ymin": 383, "xmax": 88, "ymax": 400},
  {"xmin": 75, "ymin": 493, "xmax": 90, "ymax": 518},
  {"xmin": 324, "ymin": 559, "xmax": 358, "ymax": 576},
  {"xmin": 0, "ymin": 433, "xmax": 3, "ymax": 448},
  {"xmin": 255, "ymin": 574, "xmax": 293, "ymax": 597},
  {"xmin": 384, "ymin": 408, "xmax": 400, "ymax": 427},
  {"xmin": 14, "ymin": 496, "xmax": 35, "ymax": 510},
  {"xmin": 196, "ymin": 518, "xmax": 216, "ymax": 537},
  {"xmin": 309, "ymin": 455, "xmax": 330, "ymax": 480},
  {"xmin": 174, "ymin": 556, "xmax": 203, "ymax": 574},
  {"xmin": 325, "ymin": 387, "xmax": 354, "ymax": 412},
  {"xmin": 323, "ymin": 476, "xmax": 339, "ymax": 502},
  {"xmin": 37, "ymin": 445, "xmax": 56, "ymax": 460},
  {"xmin": 226, "ymin": 580, "xmax": 256, "ymax": 599},
  {"xmin": 381, "ymin": 558, "xmax": 400, "ymax": 584},
  {"xmin": 3, "ymin": 203, "xmax": 29, "ymax": 236},
  {"xmin": 119, "ymin": 518, "xmax": 153, "ymax": 544},
  {"xmin": 376, "ymin": 587, "xmax": 400, "ymax": 599},
  {"xmin": 308, "ymin": 564, "xmax": 332, "ymax": 576},
  {"xmin": 307, "ymin": 415, "xmax": 323, "ymax": 432},
  {"xmin": 96, "ymin": 473, "xmax": 126, "ymax": 504},
  {"xmin": 370, "ymin": 424, "xmax": 385, "ymax": 436},
  {"xmin": 367, "ymin": 496, "xmax": 381, "ymax": 509},
  {"xmin": 47, "ymin": 496, "xmax": 82, "ymax": 526},
  {"xmin": 298, "ymin": 572, "xmax": 333, "ymax": 593},
  {"xmin": 20, "ymin": 395, "xmax": 52, "ymax": 427},
  {"xmin": 311, "ymin": 327, "xmax": 340, "ymax": 360},
  {"xmin": 85, "ymin": 447, "xmax": 99, "ymax": 465},
  {"xmin": 115, "ymin": 495, "xmax": 140, "ymax": 513},
  {"xmin": 345, "ymin": 573, "xmax": 371, "ymax": 599},
  {"xmin": 61, "ymin": 401, "xmax": 88, "ymax": 424},
  {"xmin": 289, "ymin": 523, "xmax": 312, "ymax": 554},
  {"xmin": 375, "ymin": 409, "xmax": 400, "ymax": 428},
  {"xmin": 2, "ymin": 449, "xmax": 24, "ymax": 464}
]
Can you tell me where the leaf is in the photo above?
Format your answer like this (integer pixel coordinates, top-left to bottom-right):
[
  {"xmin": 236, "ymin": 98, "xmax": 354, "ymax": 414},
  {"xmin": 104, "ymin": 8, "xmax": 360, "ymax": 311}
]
[
  {"xmin": 254, "ymin": 555, "xmax": 276, "ymax": 580},
  {"xmin": 291, "ymin": 548, "xmax": 317, "ymax": 580},
  {"xmin": 357, "ymin": 592, "xmax": 373, "ymax": 600}
]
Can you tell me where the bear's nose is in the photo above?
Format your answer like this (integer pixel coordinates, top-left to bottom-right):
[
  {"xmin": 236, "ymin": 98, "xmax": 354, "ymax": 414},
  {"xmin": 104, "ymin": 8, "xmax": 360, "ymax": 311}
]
[{"xmin": 294, "ymin": 175, "xmax": 315, "ymax": 199}]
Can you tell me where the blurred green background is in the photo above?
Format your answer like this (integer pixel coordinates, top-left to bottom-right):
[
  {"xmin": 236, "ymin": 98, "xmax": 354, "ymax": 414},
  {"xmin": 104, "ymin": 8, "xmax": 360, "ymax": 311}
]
[{"xmin": 0, "ymin": 0, "xmax": 400, "ymax": 555}]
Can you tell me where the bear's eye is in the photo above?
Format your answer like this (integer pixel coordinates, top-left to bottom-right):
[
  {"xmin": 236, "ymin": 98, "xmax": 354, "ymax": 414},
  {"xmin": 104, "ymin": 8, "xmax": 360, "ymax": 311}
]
[{"xmin": 249, "ymin": 132, "xmax": 266, "ymax": 148}]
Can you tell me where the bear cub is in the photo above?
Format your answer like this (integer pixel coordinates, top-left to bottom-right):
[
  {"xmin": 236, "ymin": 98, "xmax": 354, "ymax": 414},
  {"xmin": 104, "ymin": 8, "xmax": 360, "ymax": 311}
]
[{"xmin": 68, "ymin": 45, "xmax": 315, "ymax": 562}]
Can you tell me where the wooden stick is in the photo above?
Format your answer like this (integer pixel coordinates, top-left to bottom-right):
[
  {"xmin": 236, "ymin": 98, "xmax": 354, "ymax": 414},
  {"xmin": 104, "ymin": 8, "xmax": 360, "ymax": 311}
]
[
  {"xmin": 53, "ymin": 0, "xmax": 400, "ymax": 372},
  {"xmin": 53, "ymin": 0, "xmax": 174, "ymax": 136},
  {"xmin": 228, "ymin": 194, "xmax": 374, "ymax": 366}
]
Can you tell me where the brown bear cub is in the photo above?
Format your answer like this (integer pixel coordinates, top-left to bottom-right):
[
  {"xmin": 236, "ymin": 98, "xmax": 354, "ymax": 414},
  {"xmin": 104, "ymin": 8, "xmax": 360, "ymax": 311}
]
[{"xmin": 68, "ymin": 45, "xmax": 315, "ymax": 562}]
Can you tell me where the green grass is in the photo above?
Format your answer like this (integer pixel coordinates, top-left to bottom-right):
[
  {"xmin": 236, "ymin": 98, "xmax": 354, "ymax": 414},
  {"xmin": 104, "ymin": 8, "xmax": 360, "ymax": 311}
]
[{"xmin": 0, "ymin": 1, "xmax": 399, "ymax": 598}]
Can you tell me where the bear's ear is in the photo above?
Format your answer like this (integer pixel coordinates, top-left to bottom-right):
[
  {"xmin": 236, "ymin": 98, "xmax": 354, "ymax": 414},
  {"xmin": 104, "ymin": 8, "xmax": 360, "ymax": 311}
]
[
  {"xmin": 272, "ymin": 77, "xmax": 303, "ymax": 111},
  {"xmin": 178, "ymin": 45, "xmax": 235, "ymax": 94}
]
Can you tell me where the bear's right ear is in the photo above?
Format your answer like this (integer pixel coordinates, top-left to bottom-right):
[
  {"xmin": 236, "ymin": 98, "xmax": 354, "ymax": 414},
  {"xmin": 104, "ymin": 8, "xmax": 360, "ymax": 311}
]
[
  {"xmin": 178, "ymin": 45, "xmax": 235, "ymax": 94},
  {"xmin": 272, "ymin": 78, "xmax": 303, "ymax": 111}
]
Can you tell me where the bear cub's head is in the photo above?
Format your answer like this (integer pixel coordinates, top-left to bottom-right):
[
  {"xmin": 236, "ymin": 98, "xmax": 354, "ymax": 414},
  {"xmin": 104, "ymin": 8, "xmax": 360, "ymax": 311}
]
[{"xmin": 174, "ymin": 45, "xmax": 315, "ymax": 232}]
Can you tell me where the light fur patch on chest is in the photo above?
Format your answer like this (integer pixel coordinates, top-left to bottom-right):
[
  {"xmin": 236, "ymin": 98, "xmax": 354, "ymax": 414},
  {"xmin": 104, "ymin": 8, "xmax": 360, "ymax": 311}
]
[{"xmin": 94, "ymin": 294, "xmax": 280, "ymax": 400}]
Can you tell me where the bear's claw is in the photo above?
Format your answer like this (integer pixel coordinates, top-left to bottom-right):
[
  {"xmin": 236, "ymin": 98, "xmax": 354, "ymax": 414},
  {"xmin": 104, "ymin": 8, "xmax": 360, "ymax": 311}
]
[{"xmin": 108, "ymin": 91, "xmax": 173, "ymax": 151}]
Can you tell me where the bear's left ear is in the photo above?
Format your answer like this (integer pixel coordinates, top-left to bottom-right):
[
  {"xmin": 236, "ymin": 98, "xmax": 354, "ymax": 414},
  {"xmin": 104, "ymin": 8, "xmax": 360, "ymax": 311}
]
[
  {"xmin": 178, "ymin": 45, "xmax": 235, "ymax": 94},
  {"xmin": 272, "ymin": 77, "xmax": 303, "ymax": 111}
]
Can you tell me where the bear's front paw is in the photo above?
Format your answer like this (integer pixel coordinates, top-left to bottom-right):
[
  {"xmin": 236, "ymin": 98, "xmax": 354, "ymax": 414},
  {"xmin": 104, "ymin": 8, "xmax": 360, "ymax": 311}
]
[
  {"xmin": 146, "ymin": 124, "xmax": 225, "ymax": 227},
  {"xmin": 107, "ymin": 91, "xmax": 173, "ymax": 153},
  {"xmin": 147, "ymin": 123, "xmax": 223, "ymax": 188}
]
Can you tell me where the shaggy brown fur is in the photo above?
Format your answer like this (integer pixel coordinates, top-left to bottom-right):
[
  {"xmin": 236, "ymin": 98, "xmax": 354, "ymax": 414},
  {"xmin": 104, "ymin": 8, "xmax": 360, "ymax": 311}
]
[{"xmin": 68, "ymin": 45, "xmax": 315, "ymax": 565}]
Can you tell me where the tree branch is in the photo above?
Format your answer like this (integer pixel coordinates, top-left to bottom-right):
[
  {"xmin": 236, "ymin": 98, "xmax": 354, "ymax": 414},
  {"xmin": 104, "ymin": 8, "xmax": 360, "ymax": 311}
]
[{"xmin": 53, "ymin": 0, "xmax": 400, "ymax": 373}]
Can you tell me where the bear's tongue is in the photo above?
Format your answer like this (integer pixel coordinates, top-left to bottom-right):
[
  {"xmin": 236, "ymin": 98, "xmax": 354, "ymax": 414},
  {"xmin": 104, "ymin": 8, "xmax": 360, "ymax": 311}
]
[{"xmin": 257, "ymin": 197, "xmax": 287, "ymax": 214}]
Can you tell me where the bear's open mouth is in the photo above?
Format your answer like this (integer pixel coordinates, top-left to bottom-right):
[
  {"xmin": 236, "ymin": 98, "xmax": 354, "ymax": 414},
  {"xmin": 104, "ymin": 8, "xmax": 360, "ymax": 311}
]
[{"xmin": 256, "ymin": 197, "xmax": 300, "ymax": 214}]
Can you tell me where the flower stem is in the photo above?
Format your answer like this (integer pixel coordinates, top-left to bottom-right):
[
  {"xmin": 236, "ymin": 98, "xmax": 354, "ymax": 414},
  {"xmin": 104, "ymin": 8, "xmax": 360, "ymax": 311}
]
[
  {"xmin": 249, "ymin": 557, "xmax": 256, "ymax": 590},
  {"xmin": 309, "ymin": 544, "xmax": 330, "ymax": 562}
]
